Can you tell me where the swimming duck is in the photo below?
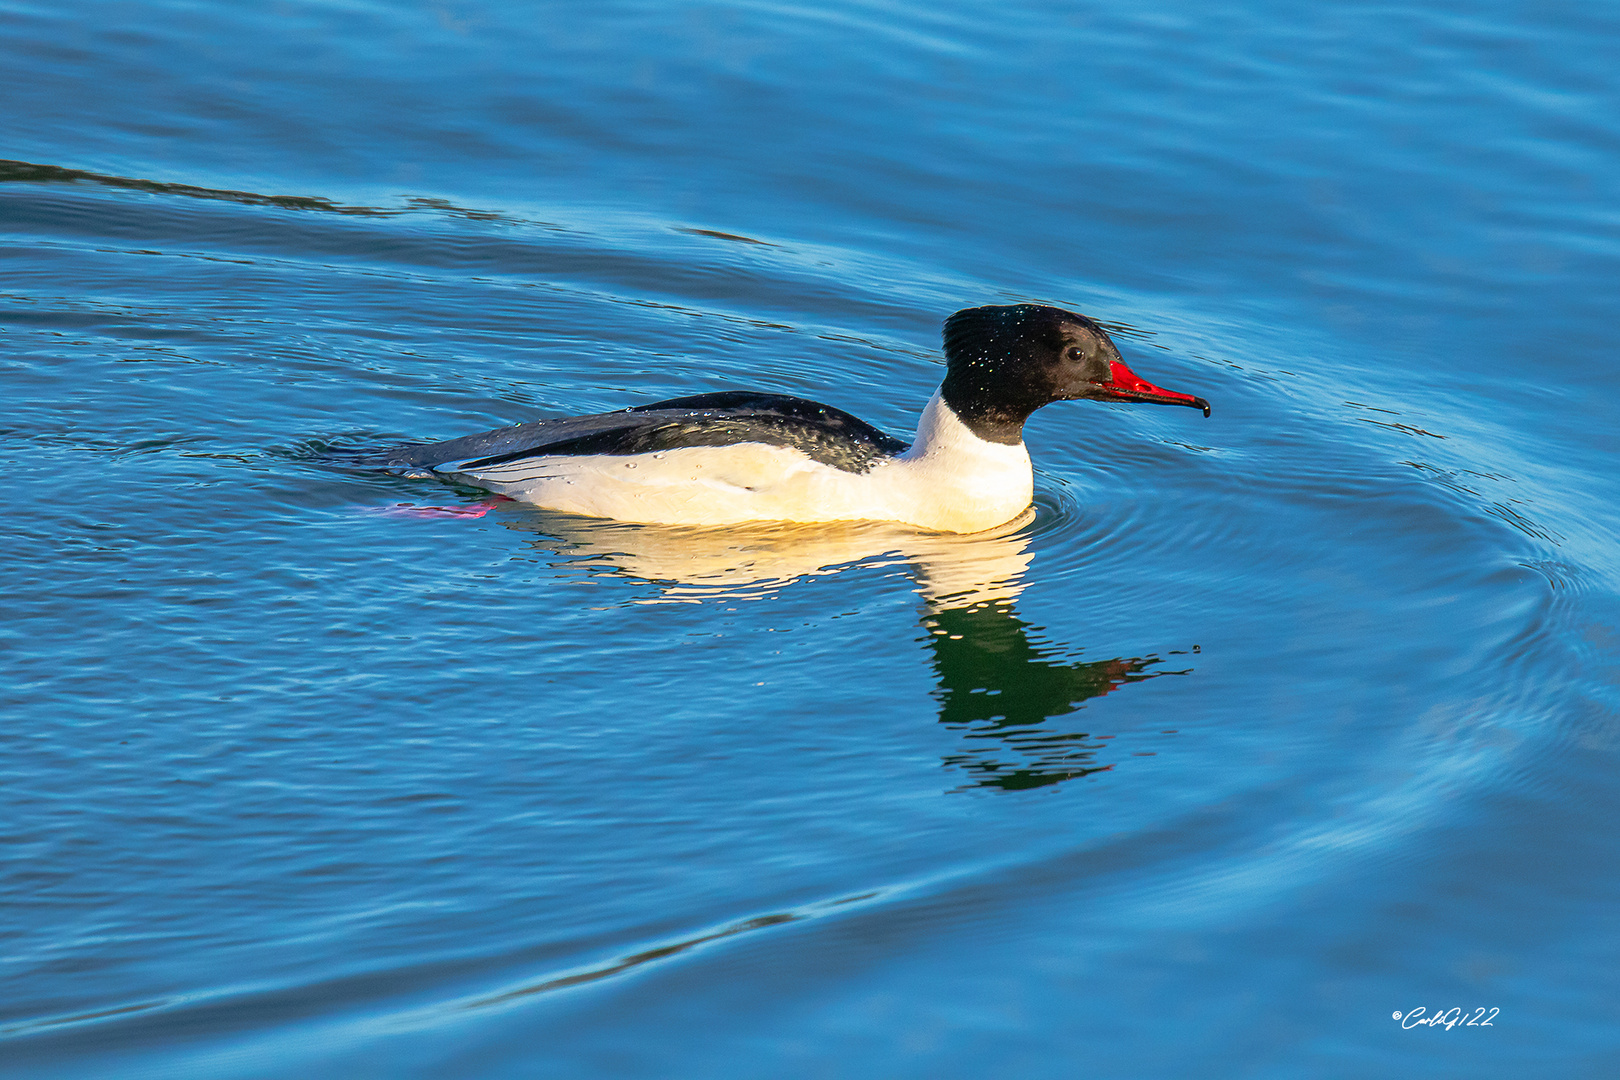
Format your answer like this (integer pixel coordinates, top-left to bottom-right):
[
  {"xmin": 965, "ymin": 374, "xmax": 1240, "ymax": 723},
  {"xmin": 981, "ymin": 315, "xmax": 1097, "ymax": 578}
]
[{"xmin": 373, "ymin": 303, "xmax": 1209, "ymax": 533}]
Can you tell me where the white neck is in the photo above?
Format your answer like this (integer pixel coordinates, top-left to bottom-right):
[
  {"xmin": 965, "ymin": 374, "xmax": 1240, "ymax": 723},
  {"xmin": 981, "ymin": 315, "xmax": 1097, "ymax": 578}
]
[
  {"xmin": 883, "ymin": 390, "xmax": 1033, "ymax": 532},
  {"xmin": 904, "ymin": 390, "xmax": 1024, "ymax": 457}
]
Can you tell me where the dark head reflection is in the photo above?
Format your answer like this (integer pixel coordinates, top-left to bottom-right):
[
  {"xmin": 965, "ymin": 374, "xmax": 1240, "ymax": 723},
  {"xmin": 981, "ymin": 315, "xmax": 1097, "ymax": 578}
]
[{"xmin": 924, "ymin": 600, "xmax": 1184, "ymax": 791}]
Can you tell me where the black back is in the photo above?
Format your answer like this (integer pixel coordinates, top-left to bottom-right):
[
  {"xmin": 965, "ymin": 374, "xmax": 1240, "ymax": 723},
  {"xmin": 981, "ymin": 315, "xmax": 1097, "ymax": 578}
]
[{"xmin": 363, "ymin": 391, "xmax": 910, "ymax": 476}]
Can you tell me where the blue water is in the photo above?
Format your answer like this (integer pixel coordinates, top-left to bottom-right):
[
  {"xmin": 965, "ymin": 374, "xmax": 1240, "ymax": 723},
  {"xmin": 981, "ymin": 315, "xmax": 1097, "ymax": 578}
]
[{"xmin": 4, "ymin": 1, "xmax": 1619, "ymax": 1076}]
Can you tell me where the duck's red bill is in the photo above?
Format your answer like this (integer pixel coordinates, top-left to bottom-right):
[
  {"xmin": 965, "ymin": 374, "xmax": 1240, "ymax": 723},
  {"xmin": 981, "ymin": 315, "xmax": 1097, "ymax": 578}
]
[{"xmin": 1099, "ymin": 360, "xmax": 1211, "ymax": 416}]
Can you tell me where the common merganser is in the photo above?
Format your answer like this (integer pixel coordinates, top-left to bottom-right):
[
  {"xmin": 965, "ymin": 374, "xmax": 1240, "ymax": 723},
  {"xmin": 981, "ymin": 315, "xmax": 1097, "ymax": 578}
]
[{"xmin": 371, "ymin": 303, "xmax": 1210, "ymax": 533}]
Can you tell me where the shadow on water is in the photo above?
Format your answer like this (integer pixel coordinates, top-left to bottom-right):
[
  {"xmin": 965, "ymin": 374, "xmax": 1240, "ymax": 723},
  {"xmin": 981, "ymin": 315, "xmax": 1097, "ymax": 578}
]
[
  {"xmin": 453, "ymin": 502, "xmax": 1194, "ymax": 792},
  {"xmin": 0, "ymin": 158, "xmax": 394, "ymax": 216},
  {"xmin": 0, "ymin": 158, "xmax": 533, "ymax": 226}
]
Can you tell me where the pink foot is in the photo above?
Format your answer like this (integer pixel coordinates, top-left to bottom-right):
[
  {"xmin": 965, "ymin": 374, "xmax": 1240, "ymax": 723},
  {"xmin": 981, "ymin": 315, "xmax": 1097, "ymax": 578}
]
[{"xmin": 364, "ymin": 496, "xmax": 512, "ymax": 519}]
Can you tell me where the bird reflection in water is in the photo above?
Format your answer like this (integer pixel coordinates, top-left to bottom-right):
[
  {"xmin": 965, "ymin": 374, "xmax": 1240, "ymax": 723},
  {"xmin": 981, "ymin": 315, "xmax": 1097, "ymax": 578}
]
[
  {"xmin": 924, "ymin": 601, "xmax": 1176, "ymax": 790},
  {"xmin": 468, "ymin": 502, "xmax": 1189, "ymax": 791}
]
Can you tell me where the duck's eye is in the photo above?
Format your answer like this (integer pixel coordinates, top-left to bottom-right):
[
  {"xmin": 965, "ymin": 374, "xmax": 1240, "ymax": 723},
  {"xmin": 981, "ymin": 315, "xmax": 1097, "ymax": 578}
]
[{"xmin": 1066, "ymin": 346, "xmax": 1085, "ymax": 362}]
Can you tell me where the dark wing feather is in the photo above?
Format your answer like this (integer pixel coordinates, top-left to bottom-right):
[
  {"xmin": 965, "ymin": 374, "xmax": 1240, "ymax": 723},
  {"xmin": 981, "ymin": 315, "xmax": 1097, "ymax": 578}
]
[{"xmin": 357, "ymin": 392, "xmax": 910, "ymax": 476}]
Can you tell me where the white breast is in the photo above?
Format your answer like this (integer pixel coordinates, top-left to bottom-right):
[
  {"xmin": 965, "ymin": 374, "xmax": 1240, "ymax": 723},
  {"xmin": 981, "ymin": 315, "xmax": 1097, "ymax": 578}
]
[{"xmin": 440, "ymin": 391, "xmax": 1033, "ymax": 533}]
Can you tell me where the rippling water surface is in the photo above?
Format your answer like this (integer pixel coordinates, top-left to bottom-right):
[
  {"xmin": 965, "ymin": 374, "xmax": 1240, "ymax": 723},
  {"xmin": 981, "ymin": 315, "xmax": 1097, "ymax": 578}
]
[{"xmin": 4, "ymin": 1, "xmax": 1619, "ymax": 1076}]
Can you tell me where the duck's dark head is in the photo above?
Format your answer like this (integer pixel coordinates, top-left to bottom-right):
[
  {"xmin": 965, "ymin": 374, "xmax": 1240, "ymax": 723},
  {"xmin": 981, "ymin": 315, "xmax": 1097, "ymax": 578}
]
[{"xmin": 940, "ymin": 303, "xmax": 1210, "ymax": 445}]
